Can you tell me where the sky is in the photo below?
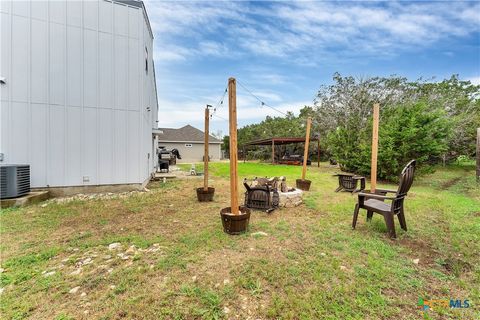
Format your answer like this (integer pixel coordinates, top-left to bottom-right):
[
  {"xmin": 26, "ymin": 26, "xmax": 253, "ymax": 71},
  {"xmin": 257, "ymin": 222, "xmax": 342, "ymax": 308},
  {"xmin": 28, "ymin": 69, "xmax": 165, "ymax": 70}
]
[{"xmin": 144, "ymin": 0, "xmax": 480, "ymax": 136}]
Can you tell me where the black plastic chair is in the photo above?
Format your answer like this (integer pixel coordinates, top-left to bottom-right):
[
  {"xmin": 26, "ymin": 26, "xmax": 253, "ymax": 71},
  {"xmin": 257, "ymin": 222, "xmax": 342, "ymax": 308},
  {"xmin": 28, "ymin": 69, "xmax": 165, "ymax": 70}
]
[{"xmin": 352, "ymin": 160, "xmax": 416, "ymax": 238}]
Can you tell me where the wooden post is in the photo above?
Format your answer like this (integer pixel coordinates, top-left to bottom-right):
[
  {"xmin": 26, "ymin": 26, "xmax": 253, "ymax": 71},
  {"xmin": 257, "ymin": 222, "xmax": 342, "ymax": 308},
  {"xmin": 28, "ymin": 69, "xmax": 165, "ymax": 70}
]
[
  {"xmin": 271, "ymin": 140, "xmax": 275, "ymax": 164},
  {"xmin": 203, "ymin": 106, "xmax": 209, "ymax": 191},
  {"xmin": 371, "ymin": 103, "xmax": 380, "ymax": 192},
  {"xmin": 228, "ymin": 78, "xmax": 239, "ymax": 214},
  {"xmin": 301, "ymin": 117, "xmax": 312, "ymax": 180},
  {"xmin": 317, "ymin": 136, "xmax": 320, "ymax": 167},
  {"xmin": 476, "ymin": 128, "xmax": 480, "ymax": 183}
]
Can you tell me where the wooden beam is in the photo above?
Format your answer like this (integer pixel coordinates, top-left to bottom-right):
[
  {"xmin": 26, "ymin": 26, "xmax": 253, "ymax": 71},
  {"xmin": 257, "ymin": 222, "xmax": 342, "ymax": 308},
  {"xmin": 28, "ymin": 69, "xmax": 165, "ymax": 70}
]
[
  {"xmin": 301, "ymin": 117, "xmax": 312, "ymax": 180},
  {"xmin": 476, "ymin": 128, "xmax": 480, "ymax": 183},
  {"xmin": 228, "ymin": 78, "xmax": 239, "ymax": 214},
  {"xmin": 371, "ymin": 103, "xmax": 380, "ymax": 192},
  {"xmin": 203, "ymin": 106, "xmax": 209, "ymax": 191}
]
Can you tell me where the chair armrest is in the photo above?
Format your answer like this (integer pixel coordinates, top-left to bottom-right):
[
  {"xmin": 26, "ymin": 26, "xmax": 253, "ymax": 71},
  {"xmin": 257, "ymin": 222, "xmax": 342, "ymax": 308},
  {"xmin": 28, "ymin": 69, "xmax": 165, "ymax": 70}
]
[
  {"xmin": 358, "ymin": 192, "xmax": 396, "ymax": 201},
  {"xmin": 375, "ymin": 188, "xmax": 397, "ymax": 194}
]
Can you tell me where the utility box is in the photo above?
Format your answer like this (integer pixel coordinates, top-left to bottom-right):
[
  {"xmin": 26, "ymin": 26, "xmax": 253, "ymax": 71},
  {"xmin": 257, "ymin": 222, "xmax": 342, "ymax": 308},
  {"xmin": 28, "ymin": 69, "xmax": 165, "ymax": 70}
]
[{"xmin": 0, "ymin": 164, "xmax": 30, "ymax": 199}]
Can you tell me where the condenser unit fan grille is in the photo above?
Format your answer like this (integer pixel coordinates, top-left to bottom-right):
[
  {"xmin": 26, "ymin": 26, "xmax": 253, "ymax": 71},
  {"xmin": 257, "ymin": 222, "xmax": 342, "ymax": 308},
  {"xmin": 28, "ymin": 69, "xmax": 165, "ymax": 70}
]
[{"xmin": 0, "ymin": 165, "xmax": 31, "ymax": 199}]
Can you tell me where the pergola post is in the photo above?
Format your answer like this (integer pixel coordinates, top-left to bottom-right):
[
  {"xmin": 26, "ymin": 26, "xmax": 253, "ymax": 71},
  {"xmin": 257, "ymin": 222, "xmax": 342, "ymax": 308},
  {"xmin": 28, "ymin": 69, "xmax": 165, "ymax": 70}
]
[
  {"xmin": 317, "ymin": 136, "xmax": 320, "ymax": 167},
  {"xmin": 476, "ymin": 128, "xmax": 480, "ymax": 183},
  {"xmin": 272, "ymin": 140, "xmax": 275, "ymax": 164},
  {"xmin": 371, "ymin": 103, "xmax": 380, "ymax": 192}
]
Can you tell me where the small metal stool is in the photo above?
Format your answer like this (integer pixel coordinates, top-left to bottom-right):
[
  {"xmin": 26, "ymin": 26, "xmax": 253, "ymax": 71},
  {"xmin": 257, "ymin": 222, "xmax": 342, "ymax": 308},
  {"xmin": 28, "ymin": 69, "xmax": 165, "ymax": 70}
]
[{"xmin": 333, "ymin": 173, "xmax": 365, "ymax": 193}]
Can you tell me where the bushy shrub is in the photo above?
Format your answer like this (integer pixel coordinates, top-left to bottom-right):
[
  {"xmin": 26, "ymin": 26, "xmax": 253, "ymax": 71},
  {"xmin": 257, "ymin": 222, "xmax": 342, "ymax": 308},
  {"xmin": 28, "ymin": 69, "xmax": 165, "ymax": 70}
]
[{"xmin": 315, "ymin": 74, "xmax": 479, "ymax": 181}]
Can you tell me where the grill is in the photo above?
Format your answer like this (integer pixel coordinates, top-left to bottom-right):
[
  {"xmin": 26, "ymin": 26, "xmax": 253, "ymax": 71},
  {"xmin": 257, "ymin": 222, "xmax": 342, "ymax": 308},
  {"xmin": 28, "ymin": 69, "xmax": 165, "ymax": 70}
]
[
  {"xmin": 243, "ymin": 177, "xmax": 279, "ymax": 212},
  {"xmin": 158, "ymin": 160, "xmax": 169, "ymax": 173},
  {"xmin": 0, "ymin": 164, "xmax": 31, "ymax": 199},
  {"xmin": 158, "ymin": 147, "xmax": 181, "ymax": 165}
]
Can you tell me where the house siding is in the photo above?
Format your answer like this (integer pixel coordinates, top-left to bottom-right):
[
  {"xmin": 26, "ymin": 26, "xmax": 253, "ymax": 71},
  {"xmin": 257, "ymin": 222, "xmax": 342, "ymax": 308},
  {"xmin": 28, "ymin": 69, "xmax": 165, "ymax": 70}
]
[
  {"xmin": 0, "ymin": 0, "xmax": 158, "ymax": 187},
  {"xmin": 158, "ymin": 142, "xmax": 221, "ymax": 163}
]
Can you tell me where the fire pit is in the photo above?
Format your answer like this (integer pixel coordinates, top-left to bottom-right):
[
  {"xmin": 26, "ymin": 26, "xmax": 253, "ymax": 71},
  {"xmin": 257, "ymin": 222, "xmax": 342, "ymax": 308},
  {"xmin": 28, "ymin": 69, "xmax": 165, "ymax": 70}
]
[
  {"xmin": 243, "ymin": 176, "xmax": 303, "ymax": 211},
  {"xmin": 278, "ymin": 188, "xmax": 303, "ymax": 207}
]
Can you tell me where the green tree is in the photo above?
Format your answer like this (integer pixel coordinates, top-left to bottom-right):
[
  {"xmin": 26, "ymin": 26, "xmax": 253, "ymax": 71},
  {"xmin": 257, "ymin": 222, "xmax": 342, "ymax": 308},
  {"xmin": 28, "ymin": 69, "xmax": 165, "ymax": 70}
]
[{"xmin": 316, "ymin": 73, "xmax": 479, "ymax": 179}]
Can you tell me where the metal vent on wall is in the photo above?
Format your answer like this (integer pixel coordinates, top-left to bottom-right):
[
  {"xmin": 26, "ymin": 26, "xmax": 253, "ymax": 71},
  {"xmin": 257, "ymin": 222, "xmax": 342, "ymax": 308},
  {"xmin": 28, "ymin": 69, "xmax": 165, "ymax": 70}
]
[{"xmin": 0, "ymin": 165, "xmax": 30, "ymax": 199}]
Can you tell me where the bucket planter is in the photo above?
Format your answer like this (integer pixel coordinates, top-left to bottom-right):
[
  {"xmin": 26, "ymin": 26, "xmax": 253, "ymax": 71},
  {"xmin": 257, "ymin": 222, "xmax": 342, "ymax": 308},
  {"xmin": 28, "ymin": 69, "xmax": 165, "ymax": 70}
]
[
  {"xmin": 220, "ymin": 206, "xmax": 251, "ymax": 235},
  {"xmin": 296, "ymin": 178, "xmax": 312, "ymax": 191},
  {"xmin": 196, "ymin": 187, "xmax": 215, "ymax": 202}
]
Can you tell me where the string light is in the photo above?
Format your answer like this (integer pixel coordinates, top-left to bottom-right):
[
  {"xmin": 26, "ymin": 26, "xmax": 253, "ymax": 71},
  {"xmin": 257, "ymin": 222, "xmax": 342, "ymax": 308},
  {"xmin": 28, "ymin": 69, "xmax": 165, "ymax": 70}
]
[
  {"xmin": 211, "ymin": 113, "xmax": 228, "ymax": 121},
  {"xmin": 205, "ymin": 79, "xmax": 320, "ymax": 132},
  {"xmin": 209, "ymin": 85, "xmax": 228, "ymax": 122},
  {"xmin": 236, "ymin": 80, "xmax": 289, "ymax": 117}
]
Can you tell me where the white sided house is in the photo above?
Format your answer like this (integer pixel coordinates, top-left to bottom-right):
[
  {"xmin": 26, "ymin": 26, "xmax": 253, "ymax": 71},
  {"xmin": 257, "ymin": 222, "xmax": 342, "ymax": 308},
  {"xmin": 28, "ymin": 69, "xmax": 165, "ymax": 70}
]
[
  {"xmin": 156, "ymin": 125, "xmax": 222, "ymax": 163},
  {"xmin": 0, "ymin": 0, "xmax": 159, "ymax": 193}
]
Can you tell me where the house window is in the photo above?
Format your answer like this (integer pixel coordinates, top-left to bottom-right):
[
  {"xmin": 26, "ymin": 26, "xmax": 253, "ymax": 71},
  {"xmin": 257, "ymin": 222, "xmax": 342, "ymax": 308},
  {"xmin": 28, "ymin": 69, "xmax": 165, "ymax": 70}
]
[{"xmin": 185, "ymin": 144, "xmax": 193, "ymax": 148}]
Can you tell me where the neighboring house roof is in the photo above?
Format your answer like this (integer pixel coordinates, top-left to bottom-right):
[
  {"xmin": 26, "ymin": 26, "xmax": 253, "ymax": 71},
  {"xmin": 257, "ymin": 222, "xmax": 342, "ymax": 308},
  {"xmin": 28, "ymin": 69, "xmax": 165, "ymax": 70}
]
[{"xmin": 157, "ymin": 125, "xmax": 222, "ymax": 143}]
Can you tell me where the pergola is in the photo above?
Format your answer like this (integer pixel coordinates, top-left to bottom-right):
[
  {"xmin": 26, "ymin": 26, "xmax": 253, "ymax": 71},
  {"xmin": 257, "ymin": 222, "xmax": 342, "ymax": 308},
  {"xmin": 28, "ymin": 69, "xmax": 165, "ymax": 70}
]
[{"xmin": 243, "ymin": 137, "xmax": 320, "ymax": 166}]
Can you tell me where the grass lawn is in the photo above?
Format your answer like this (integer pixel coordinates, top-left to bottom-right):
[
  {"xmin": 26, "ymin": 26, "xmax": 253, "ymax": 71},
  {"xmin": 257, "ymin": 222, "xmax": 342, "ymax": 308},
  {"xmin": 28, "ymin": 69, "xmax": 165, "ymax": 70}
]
[{"xmin": 1, "ymin": 162, "xmax": 479, "ymax": 319}]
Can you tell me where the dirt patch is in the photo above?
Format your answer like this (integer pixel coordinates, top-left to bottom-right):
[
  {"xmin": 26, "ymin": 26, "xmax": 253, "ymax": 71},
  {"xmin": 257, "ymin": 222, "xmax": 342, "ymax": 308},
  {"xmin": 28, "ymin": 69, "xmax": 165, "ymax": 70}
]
[
  {"xmin": 438, "ymin": 257, "xmax": 473, "ymax": 274},
  {"xmin": 396, "ymin": 238, "xmax": 439, "ymax": 267},
  {"xmin": 439, "ymin": 176, "xmax": 462, "ymax": 190}
]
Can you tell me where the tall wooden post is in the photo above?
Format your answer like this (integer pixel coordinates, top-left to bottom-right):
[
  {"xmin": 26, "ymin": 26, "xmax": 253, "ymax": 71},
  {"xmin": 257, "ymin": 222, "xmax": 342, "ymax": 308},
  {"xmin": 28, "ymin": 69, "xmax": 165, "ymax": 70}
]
[
  {"xmin": 228, "ymin": 78, "xmax": 239, "ymax": 214},
  {"xmin": 271, "ymin": 140, "xmax": 275, "ymax": 164},
  {"xmin": 203, "ymin": 106, "xmax": 210, "ymax": 191},
  {"xmin": 476, "ymin": 128, "xmax": 480, "ymax": 183},
  {"xmin": 301, "ymin": 117, "xmax": 312, "ymax": 180},
  {"xmin": 371, "ymin": 103, "xmax": 380, "ymax": 192},
  {"xmin": 317, "ymin": 136, "xmax": 320, "ymax": 167}
]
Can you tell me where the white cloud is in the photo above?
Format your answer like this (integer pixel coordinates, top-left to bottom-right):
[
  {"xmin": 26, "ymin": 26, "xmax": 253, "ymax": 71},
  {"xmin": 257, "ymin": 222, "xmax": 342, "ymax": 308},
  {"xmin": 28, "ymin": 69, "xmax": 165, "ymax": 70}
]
[
  {"xmin": 466, "ymin": 76, "xmax": 480, "ymax": 85},
  {"xmin": 146, "ymin": 1, "xmax": 480, "ymax": 132},
  {"xmin": 154, "ymin": 49, "xmax": 187, "ymax": 62},
  {"xmin": 157, "ymin": 93, "xmax": 310, "ymax": 132},
  {"xmin": 144, "ymin": 1, "xmax": 480, "ymax": 63}
]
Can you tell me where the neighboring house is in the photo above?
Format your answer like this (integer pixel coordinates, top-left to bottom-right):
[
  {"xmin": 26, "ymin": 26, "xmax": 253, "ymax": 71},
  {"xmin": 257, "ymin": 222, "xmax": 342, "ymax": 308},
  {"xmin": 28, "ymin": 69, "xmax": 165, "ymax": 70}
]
[
  {"xmin": 0, "ymin": 0, "xmax": 159, "ymax": 193},
  {"xmin": 155, "ymin": 125, "xmax": 222, "ymax": 163}
]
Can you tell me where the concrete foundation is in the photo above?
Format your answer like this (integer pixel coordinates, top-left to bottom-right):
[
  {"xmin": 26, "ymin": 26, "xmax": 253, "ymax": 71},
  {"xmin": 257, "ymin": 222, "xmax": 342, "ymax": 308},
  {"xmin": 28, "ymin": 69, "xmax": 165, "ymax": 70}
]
[
  {"xmin": 1, "ymin": 191, "xmax": 50, "ymax": 209},
  {"xmin": 33, "ymin": 183, "xmax": 146, "ymax": 198}
]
